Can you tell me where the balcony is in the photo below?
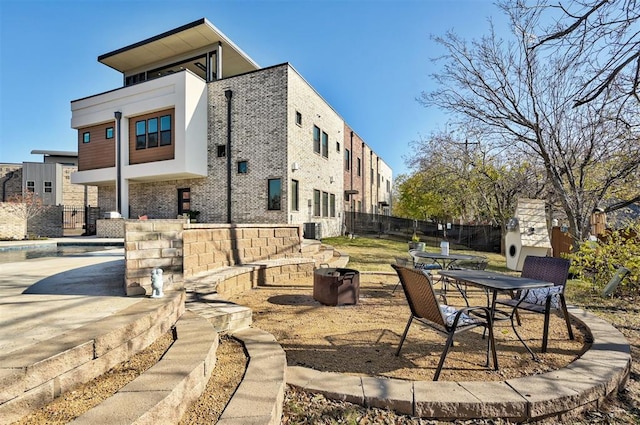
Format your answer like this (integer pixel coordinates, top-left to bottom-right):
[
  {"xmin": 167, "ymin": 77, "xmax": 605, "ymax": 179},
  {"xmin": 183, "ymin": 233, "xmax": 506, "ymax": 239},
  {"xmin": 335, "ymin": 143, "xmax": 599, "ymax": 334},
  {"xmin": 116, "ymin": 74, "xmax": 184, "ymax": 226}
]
[{"xmin": 71, "ymin": 70, "xmax": 208, "ymax": 186}]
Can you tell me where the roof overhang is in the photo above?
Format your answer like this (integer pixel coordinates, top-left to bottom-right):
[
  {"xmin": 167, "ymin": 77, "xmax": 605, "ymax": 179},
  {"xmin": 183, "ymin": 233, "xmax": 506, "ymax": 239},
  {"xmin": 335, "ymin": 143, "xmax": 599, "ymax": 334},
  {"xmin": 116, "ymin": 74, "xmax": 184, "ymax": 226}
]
[
  {"xmin": 31, "ymin": 150, "xmax": 78, "ymax": 157},
  {"xmin": 98, "ymin": 18, "xmax": 260, "ymax": 77}
]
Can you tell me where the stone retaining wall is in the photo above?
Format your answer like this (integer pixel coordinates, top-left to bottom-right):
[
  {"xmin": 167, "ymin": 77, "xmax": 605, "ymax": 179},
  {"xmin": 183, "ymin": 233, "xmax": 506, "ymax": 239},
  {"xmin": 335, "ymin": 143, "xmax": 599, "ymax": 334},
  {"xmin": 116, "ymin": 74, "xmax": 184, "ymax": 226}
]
[{"xmin": 182, "ymin": 223, "xmax": 303, "ymax": 278}]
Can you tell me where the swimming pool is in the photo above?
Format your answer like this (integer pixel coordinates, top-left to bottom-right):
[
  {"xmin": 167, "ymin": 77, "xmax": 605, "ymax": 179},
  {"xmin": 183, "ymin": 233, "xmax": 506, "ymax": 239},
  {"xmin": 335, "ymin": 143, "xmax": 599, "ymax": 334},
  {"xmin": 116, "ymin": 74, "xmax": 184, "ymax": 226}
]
[{"xmin": 0, "ymin": 243, "xmax": 123, "ymax": 264}]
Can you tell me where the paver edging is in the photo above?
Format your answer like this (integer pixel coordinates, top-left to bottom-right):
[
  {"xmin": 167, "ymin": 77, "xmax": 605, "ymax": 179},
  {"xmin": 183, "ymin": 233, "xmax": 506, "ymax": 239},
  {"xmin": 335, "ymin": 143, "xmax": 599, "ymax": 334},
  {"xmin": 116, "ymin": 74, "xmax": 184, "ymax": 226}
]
[{"xmin": 285, "ymin": 307, "xmax": 630, "ymax": 422}]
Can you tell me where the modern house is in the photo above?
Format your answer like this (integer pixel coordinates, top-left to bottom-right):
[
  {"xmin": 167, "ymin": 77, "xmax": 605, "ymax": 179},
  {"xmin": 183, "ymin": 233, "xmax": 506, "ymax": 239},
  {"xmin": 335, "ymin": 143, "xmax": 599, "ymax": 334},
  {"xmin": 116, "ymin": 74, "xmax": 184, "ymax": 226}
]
[{"xmin": 71, "ymin": 18, "xmax": 392, "ymax": 237}]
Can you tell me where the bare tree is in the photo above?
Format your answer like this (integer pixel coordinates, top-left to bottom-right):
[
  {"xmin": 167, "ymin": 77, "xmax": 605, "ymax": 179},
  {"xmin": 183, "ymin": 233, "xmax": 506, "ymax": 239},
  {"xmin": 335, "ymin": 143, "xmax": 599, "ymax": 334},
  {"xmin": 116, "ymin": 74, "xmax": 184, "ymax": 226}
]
[
  {"xmin": 421, "ymin": 6, "xmax": 640, "ymax": 244},
  {"xmin": 520, "ymin": 0, "xmax": 640, "ymax": 107}
]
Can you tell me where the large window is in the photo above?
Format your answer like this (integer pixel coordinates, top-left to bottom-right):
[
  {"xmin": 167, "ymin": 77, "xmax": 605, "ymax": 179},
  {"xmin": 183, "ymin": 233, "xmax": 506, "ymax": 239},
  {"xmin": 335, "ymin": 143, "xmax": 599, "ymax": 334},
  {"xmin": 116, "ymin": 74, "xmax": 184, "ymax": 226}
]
[
  {"xmin": 330, "ymin": 194, "xmax": 336, "ymax": 217},
  {"xmin": 321, "ymin": 131, "xmax": 328, "ymax": 158},
  {"xmin": 313, "ymin": 126, "xmax": 321, "ymax": 154},
  {"xmin": 43, "ymin": 181, "xmax": 52, "ymax": 193},
  {"xmin": 345, "ymin": 149, "xmax": 350, "ymax": 170},
  {"xmin": 26, "ymin": 181, "xmax": 35, "ymax": 193},
  {"xmin": 313, "ymin": 189, "xmax": 321, "ymax": 216},
  {"xmin": 147, "ymin": 118, "xmax": 158, "ymax": 147},
  {"xmin": 357, "ymin": 158, "xmax": 361, "ymax": 176},
  {"xmin": 160, "ymin": 115, "xmax": 171, "ymax": 146},
  {"xmin": 136, "ymin": 114, "xmax": 172, "ymax": 149},
  {"xmin": 268, "ymin": 178, "xmax": 281, "ymax": 210},
  {"xmin": 217, "ymin": 145, "xmax": 226, "ymax": 157},
  {"xmin": 291, "ymin": 179, "xmax": 299, "ymax": 211},
  {"xmin": 136, "ymin": 121, "xmax": 146, "ymax": 149},
  {"xmin": 237, "ymin": 161, "xmax": 248, "ymax": 174},
  {"xmin": 178, "ymin": 188, "xmax": 190, "ymax": 215},
  {"xmin": 322, "ymin": 192, "xmax": 329, "ymax": 217}
]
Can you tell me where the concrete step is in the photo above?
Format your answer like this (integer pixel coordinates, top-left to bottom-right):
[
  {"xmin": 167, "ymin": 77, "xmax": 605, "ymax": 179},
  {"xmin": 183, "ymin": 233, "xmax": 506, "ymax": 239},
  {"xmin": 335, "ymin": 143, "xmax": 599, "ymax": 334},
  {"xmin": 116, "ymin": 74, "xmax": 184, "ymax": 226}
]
[{"xmin": 69, "ymin": 311, "xmax": 218, "ymax": 425}]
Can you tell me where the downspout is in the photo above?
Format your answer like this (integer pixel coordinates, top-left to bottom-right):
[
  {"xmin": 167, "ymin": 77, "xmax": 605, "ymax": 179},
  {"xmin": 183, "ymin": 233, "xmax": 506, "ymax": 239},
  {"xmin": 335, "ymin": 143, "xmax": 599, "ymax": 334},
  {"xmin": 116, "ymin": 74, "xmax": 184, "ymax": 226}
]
[
  {"xmin": 114, "ymin": 111, "xmax": 122, "ymax": 215},
  {"xmin": 225, "ymin": 90, "xmax": 233, "ymax": 223}
]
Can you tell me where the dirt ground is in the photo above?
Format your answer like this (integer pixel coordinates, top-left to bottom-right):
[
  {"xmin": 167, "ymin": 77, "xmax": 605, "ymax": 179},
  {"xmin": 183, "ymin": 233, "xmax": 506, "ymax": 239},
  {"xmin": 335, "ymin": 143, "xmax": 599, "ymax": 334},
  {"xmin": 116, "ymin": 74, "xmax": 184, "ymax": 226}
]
[{"xmin": 227, "ymin": 273, "xmax": 587, "ymax": 382}]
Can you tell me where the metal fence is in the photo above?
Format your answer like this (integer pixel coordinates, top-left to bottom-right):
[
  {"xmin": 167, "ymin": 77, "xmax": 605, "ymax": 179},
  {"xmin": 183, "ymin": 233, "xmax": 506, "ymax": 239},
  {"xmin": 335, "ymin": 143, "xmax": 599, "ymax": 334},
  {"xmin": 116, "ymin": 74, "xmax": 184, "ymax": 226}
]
[
  {"xmin": 344, "ymin": 212, "xmax": 501, "ymax": 253},
  {"xmin": 62, "ymin": 205, "xmax": 84, "ymax": 229}
]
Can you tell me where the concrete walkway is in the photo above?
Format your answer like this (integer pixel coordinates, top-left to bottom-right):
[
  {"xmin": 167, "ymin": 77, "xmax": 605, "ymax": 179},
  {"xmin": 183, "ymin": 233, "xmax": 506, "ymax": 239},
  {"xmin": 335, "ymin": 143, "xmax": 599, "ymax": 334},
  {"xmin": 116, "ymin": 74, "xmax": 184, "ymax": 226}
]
[{"xmin": 0, "ymin": 237, "xmax": 632, "ymax": 423}]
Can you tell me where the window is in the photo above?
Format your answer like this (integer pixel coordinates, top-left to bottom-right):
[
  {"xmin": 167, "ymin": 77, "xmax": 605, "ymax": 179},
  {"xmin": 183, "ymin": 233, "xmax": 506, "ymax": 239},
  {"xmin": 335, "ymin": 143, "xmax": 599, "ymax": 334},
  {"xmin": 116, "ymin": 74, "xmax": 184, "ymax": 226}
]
[
  {"xmin": 321, "ymin": 132, "xmax": 328, "ymax": 158},
  {"xmin": 330, "ymin": 194, "xmax": 336, "ymax": 217},
  {"xmin": 377, "ymin": 173, "xmax": 380, "ymax": 187},
  {"xmin": 295, "ymin": 111, "xmax": 302, "ymax": 126},
  {"xmin": 322, "ymin": 192, "xmax": 329, "ymax": 217},
  {"xmin": 43, "ymin": 181, "xmax": 52, "ymax": 193},
  {"xmin": 160, "ymin": 115, "xmax": 171, "ymax": 146},
  {"xmin": 26, "ymin": 181, "xmax": 35, "ymax": 193},
  {"xmin": 237, "ymin": 161, "xmax": 248, "ymax": 174},
  {"xmin": 313, "ymin": 189, "xmax": 321, "ymax": 216},
  {"xmin": 268, "ymin": 178, "xmax": 281, "ymax": 210},
  {"xmin": 357, "ymin": 200, "xmax": 361, "ymax": 212},
  {"xmin": 336, "ymin": 141, "xmax": 340, "ymax": 152},
  {"xmin": 345, "ymin": 149, "xmax": 350, "ymax": 170},
  {"xmin": 83, "ymin": 132, "xmax": 90, "ymax": 144},
  {"xmin": 217, "ymin": 145, "xmax": 226, "ymax": 157},
  {"xmin": 371, "ymin": 168, "xmax": 374, "ymax": 183},
  {"xmin": 147, "ymin": 118, "xmax": 158, "ymax": 147},
  {"xmin": 136, "ymin": 120, "xmax": 146, "ymax": 149},
  {"xmin": 313, "ymin": 126, "xmax": 321, "ymax": 154},
  {"xmin": 357, "ymin": 158, "xmax": 361, "ymax": 176},
  {"xmin": 291, "ymin": 179, "xmax": 299, "ymax": 211},
  {"xmin": 106, "ymin": 127, "xmax": 114, "ymax": 139},
  {"xmin": 387, "ymin": 180, "xmax": 391, "ymax": 193}
]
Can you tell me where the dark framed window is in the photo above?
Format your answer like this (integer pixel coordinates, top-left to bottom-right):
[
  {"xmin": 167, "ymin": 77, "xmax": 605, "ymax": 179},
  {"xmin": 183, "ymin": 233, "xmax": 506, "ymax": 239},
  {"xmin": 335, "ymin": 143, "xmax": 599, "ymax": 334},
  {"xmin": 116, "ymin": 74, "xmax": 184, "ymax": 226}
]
[
  {"xmin": 178, "ymin": 188, "xmax": 190, "ymax": 215},
  {"xmin": 345, "ymin": 149, "xmax": 350, "ymax": 170},
  {"xmin": 330, "ymin": 194, "xmax": 336, "ymax": 217},
  {"xmin": 106, "ymin": 127, "xmax": 114, "ymax": 139},
  {"xmin": 135, "ymin": 121, "xmax": 146, "ymax": 149},
  {"xmin": 313, "ymin": 189, "xmax": 321, "ymax": 216},
  {"xmin": 313, "ymin": 126, "xmax": 321, "ymax": 154},
  {"xmin": 357, "ymin": 158, "xmax": 361, "ymax": 176},
  {"xmin": 83, "ymin": 132, "xmax": 90, "ymax": 144},
  {"xmin": 43, "ymin": 181, "xmax": 52, "ymax": 193},
  {"xmin": 321, "ymin": 131, "xmax": 328, "ymax": 158},
  {"xmin": 159, "ymin": 115, "xmax": 171, "ymax": 146},
  {"xmin": 336, "ymin": 141, "xmax": 340, "ymax": 152},
  {"xmin": 322, "ymin": 192, "xmax": 329, "ymax": 217},
  {"xmin": 237, "ymin": 161, "xmax": 248, "ymax": 174},
  {"xmin": 377, "ymin": 173, "xmax": 380, "ymax": 187},
  {"xmin": 26, "ymin": 181, "xmax": 35, "ymax": 193},
  {"xmin": 295, "ymin": 111, "xmax": 302, "ymax": 126},
  {"xmin": 291, "ymin": 179, "xmax": 299, "ymax": 211},
  {"xmin": 217, "ymin": 145, "xmax": 226, "ymax": 157},
  {"xmin": 268, "ymin": 178, "xmax": 282, "ymax": 210},
  {"xmin": 147, "ymin": 117, "xmax": 158, "ymax": 147}
]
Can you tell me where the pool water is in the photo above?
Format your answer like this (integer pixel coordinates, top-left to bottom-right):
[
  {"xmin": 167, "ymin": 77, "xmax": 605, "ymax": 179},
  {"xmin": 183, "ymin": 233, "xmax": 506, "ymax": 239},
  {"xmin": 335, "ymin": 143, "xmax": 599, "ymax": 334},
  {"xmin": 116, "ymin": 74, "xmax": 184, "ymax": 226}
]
[{"xmin": 0, "ymin": 245, "xmax": 122, "ymax": 264}]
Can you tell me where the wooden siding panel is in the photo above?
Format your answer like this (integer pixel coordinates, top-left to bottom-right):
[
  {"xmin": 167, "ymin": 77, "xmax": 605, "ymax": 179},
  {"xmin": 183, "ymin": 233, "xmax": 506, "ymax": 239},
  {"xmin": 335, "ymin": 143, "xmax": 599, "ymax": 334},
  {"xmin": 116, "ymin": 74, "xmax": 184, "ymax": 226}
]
[
  {"xmin": 78, "ymin": 122, "xmax": 116, "ymax": 171},
  {"xmin": 129, "ymin": 108, "xmax": 175, "ymax": 165}
]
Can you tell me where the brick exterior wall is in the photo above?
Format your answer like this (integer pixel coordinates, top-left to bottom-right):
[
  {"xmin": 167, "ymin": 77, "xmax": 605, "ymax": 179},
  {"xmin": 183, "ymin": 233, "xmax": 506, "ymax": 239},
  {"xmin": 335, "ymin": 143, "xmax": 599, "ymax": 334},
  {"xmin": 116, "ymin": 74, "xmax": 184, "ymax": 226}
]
[
  {"xmin": 0, "ymin": 203, "xmax": 27, "ymax": 239},
  {"xmin": 62, "ymin": 166, "xmax": 98, "ymax": 207},
  {"xmin": 343, "ymin": 125, "xmax": 365, "ymax": 213},
  {"xmin": 97, "ymin": 186, "xmax": 116, "ymax": 213},
  {"xmin": 27, "ymin": 205, "xmax": 63, "ymax": 238},
  {"xmin": 96, "ymin": 218, "xmax": 125, "ymax": 238}
]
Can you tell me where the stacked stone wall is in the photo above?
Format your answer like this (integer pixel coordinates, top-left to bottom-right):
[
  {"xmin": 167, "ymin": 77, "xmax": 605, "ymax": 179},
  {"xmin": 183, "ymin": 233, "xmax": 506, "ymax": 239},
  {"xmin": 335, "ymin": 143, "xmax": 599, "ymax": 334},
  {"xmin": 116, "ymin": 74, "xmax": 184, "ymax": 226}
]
[
  {"xmin": 0, "ymin": 203, "xmax": 26, "ymax": 239},
  {"xmin": 182, "ymin": 223, "xmax": 303, "ymax": 277},
  {"xmin": 124, "ymin": 220, "xmax": 185, "ymax": 296}
]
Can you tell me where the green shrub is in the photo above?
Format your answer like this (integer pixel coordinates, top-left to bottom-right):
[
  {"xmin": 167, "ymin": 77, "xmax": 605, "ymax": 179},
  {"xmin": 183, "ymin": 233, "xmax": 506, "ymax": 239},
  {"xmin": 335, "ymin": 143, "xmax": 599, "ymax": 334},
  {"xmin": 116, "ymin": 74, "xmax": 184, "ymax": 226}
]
[{"xmin": 568, "ymin": 222, "xmax": 640, "ymax": 293}]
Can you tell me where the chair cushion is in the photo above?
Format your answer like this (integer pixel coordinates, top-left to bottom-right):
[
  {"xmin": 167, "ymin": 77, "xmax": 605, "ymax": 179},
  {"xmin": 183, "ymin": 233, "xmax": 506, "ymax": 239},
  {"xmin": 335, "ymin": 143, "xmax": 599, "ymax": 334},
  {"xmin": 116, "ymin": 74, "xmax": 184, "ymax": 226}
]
[
  {"xmin": 521, "ymin": 286, "xmax": 562, "ymax": 308},
  {"xmin": 415, "ymin": 262, "xmax": 442, "ymax": 271},
  {"xmin": 439, "ymin": 305, "xmax": 478, "ymax": 327}
]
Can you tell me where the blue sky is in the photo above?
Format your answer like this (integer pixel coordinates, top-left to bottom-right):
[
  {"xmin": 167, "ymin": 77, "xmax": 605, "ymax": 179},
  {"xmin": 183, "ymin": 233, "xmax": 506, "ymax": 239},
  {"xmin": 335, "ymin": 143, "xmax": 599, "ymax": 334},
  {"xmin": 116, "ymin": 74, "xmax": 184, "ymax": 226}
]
[{"xmin": 0, "ymin": 0, "xmax": 506, "ymax": 177}]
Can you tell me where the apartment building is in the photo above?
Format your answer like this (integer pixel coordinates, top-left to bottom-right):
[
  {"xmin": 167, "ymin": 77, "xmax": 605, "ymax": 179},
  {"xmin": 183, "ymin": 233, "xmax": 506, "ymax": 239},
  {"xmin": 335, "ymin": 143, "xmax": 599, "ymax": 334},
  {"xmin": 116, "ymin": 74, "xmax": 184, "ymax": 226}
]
[{"xmin": 71, "ymin": 18, "xmax": 392, "ymax": 237}]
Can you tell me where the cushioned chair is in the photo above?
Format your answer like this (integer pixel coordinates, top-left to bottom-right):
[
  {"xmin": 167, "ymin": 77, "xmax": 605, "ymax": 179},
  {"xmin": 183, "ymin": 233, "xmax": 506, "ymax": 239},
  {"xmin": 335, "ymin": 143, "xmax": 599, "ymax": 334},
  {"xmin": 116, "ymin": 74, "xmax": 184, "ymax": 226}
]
[
  {"xmin": 392, "ymin": 264, "xmax": 498, "ymax": 381},
  {"xmin": 494, "ymin": 256, "xmax": 573, "ymax": 352}
]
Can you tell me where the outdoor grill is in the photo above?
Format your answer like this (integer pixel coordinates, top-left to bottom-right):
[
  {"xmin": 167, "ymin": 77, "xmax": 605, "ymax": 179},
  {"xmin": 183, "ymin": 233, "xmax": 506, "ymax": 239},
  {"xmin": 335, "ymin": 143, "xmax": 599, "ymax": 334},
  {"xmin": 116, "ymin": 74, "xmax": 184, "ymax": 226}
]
[{"xmin": 313, "ymin": 267, "xmax": 360, "ymax": 306}]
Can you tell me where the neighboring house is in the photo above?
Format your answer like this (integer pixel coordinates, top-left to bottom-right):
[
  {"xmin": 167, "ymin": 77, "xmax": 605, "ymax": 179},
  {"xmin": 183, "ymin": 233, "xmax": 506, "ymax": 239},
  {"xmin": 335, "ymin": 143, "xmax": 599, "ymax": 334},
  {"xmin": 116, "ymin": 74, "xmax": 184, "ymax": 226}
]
[
  {"xmin": 0, "ymin": 150, "xmax": 97, "ymax": 207},
  {"xmin": 70, "ymin": 18, "xmax": 392, "ymax": 237}
]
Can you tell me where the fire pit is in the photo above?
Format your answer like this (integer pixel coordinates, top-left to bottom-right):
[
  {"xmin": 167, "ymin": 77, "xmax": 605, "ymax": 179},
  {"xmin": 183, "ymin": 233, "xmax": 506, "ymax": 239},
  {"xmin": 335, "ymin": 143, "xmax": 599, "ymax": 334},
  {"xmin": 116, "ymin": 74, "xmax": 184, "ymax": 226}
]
[{"xmin": 313, "ymin": 267, "xmax": 360, "ymax": 306}]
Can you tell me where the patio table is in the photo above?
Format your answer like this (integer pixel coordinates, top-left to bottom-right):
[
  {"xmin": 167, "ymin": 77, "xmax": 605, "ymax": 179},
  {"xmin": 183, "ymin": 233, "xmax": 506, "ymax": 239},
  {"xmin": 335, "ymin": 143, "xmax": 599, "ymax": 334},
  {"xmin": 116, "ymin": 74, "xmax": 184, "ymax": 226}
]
[
  {"xmin": 438, "ymin": 269, "xmax": 554, "ymax": 360},
  {"xmin": 410, "ymin": 251, "xmax": 479, "ymax": 270}
]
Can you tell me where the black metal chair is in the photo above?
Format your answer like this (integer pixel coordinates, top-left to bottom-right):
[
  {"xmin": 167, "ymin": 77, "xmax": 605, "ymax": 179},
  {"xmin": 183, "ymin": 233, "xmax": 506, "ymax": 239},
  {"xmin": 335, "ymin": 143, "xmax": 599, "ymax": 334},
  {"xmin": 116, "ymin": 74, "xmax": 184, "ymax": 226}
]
[
  {"xmin": 392, "ymin": 264, "xmax": 498, "ymax": 381},
  {"xmin": 494, "ymin": 256, "xmax": 573, "ymax": 352}
]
